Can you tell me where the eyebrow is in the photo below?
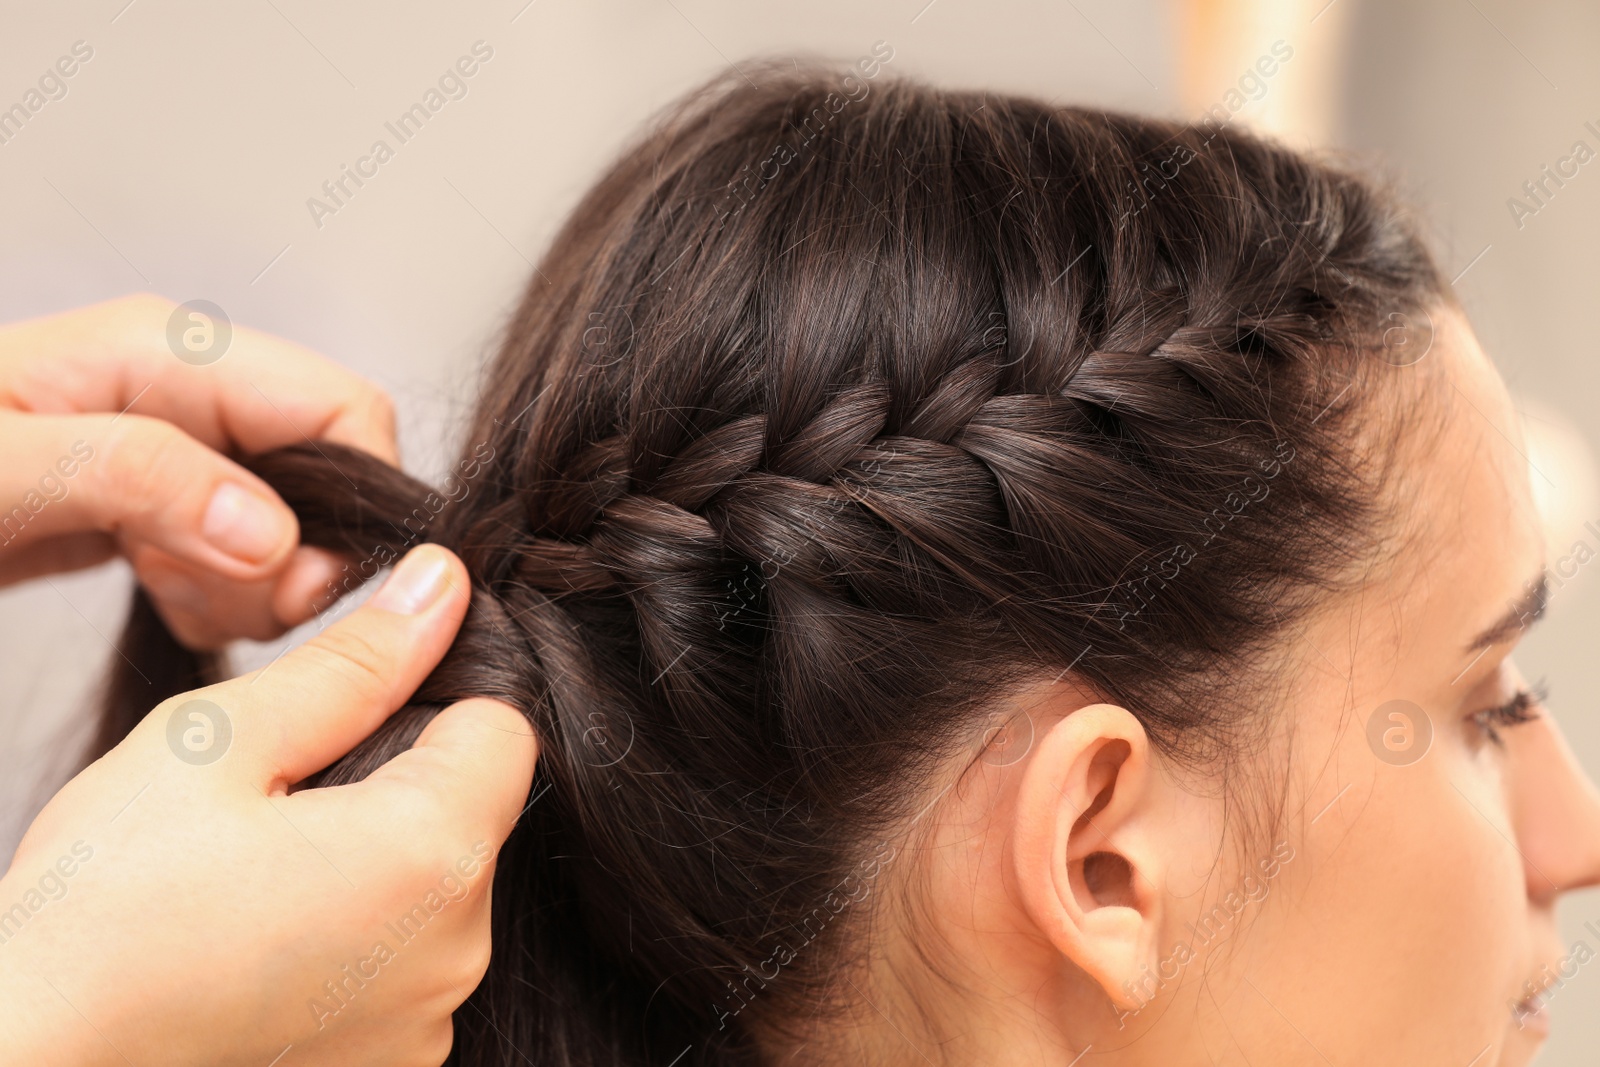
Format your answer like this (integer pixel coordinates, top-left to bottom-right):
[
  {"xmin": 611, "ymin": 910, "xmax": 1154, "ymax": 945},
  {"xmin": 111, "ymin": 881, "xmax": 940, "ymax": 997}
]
[{"xmin": 1467, "ymin": 572, "xmax": 1550, "ymax": 652}]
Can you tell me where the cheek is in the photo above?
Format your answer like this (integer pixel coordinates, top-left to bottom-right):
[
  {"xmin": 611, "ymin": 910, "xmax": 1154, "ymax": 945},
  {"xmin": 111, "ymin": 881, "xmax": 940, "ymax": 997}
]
[{"xmin": 1226, "ymin": 749, "xmax": 1527, "ymax": 1061}]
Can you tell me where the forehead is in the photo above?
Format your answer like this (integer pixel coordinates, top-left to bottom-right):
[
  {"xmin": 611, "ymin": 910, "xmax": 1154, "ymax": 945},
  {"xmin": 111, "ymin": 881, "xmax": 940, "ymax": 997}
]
[
  {"xmin": 1381, "ymin": 307, "xmax": 1542, "ymax": 641},
  {"xmin": 1419, "ymin": 311, "xmax": 1535, "ymax": 533}
]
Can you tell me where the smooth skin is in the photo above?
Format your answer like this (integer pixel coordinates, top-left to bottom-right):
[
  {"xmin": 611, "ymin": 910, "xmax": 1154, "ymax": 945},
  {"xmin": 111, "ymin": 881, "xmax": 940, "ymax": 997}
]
[
  {"xmin": 0, "ymin": 292, "xmax": 398, "ymax": 646},
  {"xmin": 811, "ymin": 306, "xmax": 1600, "ymax": 1066},
  {"xmin": 0, "ymin": 297, "xmax": 538, "ymax": 1065}
]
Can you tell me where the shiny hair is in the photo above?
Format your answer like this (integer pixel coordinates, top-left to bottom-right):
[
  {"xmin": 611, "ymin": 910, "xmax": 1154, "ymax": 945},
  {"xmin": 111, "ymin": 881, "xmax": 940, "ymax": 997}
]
[{"xmin": 100, "ymin": 65, "xmax": 1446, "ymax": 1064}]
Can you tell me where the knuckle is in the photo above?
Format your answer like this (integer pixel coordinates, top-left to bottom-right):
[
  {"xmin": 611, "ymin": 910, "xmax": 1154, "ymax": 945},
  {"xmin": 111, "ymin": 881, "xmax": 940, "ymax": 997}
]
[
  {"xmin": 367, "ymin": 389, "xmax": 397, "ymax": 436},
  {"xmin": 138, "ymin": 687, "xmax": 216, "ymax": 749},
  {"xmin": 302, "ymin": 626, "xmax": 395, "ymax": 703},
  {"xmin": 113, "ymin": 292, "xmax": 175, "ymax": 326},
  {"xmin": 92, "ymin": 417, "xmax": 194, "ymax": 518},
  {"xmin": 154, "ymin": 603, "xmax": 227, "ymax": 652},
  {"xmin": 380, "ymin": 762, "xmax": 441, "ymax": 824}
]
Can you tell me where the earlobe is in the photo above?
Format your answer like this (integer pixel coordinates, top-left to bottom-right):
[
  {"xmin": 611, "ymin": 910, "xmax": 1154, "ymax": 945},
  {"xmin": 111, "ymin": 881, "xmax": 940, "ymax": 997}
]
[{"xmin": 1011, "ymin": 701, "xmax": 1163, "ymax": 1009}]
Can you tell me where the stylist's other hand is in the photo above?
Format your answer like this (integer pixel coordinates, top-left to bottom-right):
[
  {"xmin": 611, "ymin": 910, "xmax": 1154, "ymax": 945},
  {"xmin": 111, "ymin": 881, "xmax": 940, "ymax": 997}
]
[
  {"xmin": 0, "ymin": 546, "xmax": 538, "ymax": 1067},
  {"xmin": 0, "ymin": 293, "xmax": 398, "ymax": 647}
]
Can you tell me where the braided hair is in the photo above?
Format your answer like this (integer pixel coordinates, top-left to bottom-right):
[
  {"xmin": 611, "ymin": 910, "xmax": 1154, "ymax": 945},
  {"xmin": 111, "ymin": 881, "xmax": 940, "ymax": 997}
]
[{"xmin": 100, "ymin": 65, "xmax": 1445, "ymax": 1065}]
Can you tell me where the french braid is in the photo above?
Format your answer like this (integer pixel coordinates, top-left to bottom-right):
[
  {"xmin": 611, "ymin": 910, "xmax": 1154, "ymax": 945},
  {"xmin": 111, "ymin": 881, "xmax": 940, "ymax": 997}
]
[{"xmin": 100, "ymin": 64, "xmax": 1445, "ymax": 1065}]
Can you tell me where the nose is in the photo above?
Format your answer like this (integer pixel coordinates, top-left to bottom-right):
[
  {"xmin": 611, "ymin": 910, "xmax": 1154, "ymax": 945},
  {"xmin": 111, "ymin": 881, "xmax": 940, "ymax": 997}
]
[{"xmin": 1507, "ymin": 707, "xmax": 1600, "ymax": 903}]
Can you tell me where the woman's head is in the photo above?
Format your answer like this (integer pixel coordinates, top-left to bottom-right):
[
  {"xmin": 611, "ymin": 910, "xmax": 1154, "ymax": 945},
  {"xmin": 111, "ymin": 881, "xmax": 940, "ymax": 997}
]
[{"xmin": 104, "ymin": 65, "xmax": 1600, "ymax": 1065}]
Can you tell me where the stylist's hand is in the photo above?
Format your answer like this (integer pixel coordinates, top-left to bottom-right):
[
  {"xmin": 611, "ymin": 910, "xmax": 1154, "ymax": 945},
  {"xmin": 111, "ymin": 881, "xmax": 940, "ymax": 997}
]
[
  {"xmin": 0, "ymin": 545, "xmax": 538, "ymax": 1067},
  {"xmin": 0, "ymin": 293, "xmax": 397, "ymax": 647}
]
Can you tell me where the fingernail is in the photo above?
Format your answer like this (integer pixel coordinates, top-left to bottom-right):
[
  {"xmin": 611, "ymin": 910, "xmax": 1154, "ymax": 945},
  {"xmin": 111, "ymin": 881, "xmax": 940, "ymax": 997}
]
[
  {"xmin": 202, "ymin": 483, "xmax": 289, "ymax": 564},
  {"xmin": 370, "ymin": 546, "xmax": 451, "ymax": 615}
]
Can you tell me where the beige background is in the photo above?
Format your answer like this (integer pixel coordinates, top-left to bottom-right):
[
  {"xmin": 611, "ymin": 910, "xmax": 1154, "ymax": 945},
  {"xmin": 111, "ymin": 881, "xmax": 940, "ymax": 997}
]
[{"xmin": 0, "ymin": 0, "xmax": 1595, "ymax": 1060}]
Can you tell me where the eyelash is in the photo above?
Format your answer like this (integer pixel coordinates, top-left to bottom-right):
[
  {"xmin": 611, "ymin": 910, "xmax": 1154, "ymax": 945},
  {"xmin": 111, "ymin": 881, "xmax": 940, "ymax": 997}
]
[{"xmin": 1470, "ymin": 681, "xmax": 1547, "ymax": 746}]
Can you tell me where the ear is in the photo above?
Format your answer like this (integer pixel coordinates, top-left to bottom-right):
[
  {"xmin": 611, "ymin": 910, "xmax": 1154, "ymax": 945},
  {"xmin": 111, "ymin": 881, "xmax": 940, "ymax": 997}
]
[{"xmin": 1011, "ymin": 701, "xmax": 1162, "ymax": 1009}]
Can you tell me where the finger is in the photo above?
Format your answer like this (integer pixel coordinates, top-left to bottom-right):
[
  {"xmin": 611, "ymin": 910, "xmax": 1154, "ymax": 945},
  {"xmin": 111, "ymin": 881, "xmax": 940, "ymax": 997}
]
[
  {"xmin": 0, "ymin": 410, "xmax": 301, "ymax": 582},
  {"xmin": 361, "ymin": 697, "xmax": 538, "ymax": 850},
  {"xmin": 0, "ymin": 293, "xmax": 399, "ymax": 464},
  {"xmin": 272, "ymin": 546, "xmax": 352, "ymax": 627},
  {"xmin": 225, "ymin": 545, "xmax": 472, "ymax": 784},
  {"xmin": 131, "ymin": 545, "xmax": 347, "ymax": 649},
  {"xmin": 0, "ymin": 530, "xmax": 115, "ymax": 585},
  {"xmin": 0, "ymin": 411, "xmax": 107, "ymax": 561},
  {"xmin": 132, "ymin": 555, "xmax": 238, "ymax": 650}
]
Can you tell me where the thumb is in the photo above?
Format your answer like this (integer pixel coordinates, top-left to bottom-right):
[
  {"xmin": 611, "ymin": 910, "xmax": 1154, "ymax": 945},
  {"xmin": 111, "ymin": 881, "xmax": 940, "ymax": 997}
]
[
  {"xmin": 363, "ymin": 697, "xmax": 540, "ymax": 850},
  {"xmin": 204, "ymin": 544, "xmax": 474, "ymax": 784},
  {"xmin": 0, "ymin": 410, "xmax": 297, "ymax": 579}
]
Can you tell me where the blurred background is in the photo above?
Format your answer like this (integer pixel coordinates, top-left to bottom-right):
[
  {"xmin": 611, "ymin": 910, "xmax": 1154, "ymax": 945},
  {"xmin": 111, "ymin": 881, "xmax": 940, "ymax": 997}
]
[{"xmin": 0, "ymin": 0, "xmax": 1595, "ymax": 1058}]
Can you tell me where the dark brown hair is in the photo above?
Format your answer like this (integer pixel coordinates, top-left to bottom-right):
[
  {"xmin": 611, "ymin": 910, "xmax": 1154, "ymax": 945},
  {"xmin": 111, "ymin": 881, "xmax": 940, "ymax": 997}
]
[{"xmin": 100, "ymin": 65, "xmax": 1445, "ymax": 1065}]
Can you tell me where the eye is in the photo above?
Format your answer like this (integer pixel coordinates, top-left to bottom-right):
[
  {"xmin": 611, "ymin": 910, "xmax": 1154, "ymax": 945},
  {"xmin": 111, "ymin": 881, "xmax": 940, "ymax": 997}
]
[{"xmin": 1469, "ymin": 681, "xmax": 1547, "ymax": 746}]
